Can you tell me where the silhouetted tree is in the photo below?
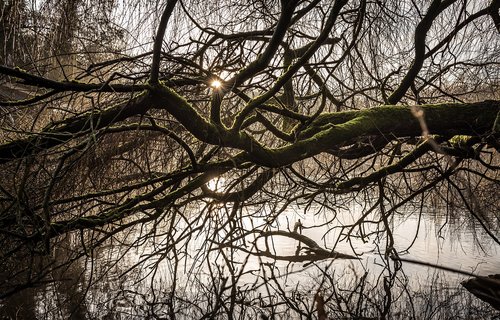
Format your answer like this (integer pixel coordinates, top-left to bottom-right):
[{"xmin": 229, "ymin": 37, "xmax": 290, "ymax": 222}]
[{"xmin": 0, "ymin": 0, "xmax": 498, "ymax": 317}]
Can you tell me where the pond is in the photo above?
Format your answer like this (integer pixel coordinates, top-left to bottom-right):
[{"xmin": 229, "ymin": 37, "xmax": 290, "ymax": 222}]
[{"xmin": 1, "ymin": 202, "xmax": 499, "ymax": 319}]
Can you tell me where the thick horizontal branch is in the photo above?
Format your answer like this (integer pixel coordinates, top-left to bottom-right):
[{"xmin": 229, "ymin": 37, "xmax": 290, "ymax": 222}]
[
  {"xmin": 151, "ymin": 89, "xmax": 500, "ymax": 168},
  {"xmin": 243, "ymin": 100, "xmax": 500, "ymax": 167},
  {"xmin": 1, "ymin": 84, "xmax": 498, "ymax": 170},
  {"xmin": 0, "ymin": 65, "xmax": 149, "ymax": 93},
  {"xmin": 0, "ymin": 92, "xmax": 151, "ymax": 163}
]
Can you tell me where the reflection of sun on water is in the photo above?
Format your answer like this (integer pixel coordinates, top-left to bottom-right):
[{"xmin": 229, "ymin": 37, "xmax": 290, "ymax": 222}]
[{"xmin": 207, "ymin": 177, "xmax": 226, "ymax": 192}]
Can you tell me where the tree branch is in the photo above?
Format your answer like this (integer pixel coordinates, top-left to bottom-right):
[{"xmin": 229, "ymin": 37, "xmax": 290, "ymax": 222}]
[{"xmin": 150, "ymin": 0, "xmax": 179, "ymax": 85}]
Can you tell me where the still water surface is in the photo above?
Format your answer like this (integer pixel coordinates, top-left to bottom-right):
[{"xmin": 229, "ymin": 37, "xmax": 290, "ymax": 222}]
[{"xmin": 1, "ymin": 203, "xmax": 499, "ymax": 318}]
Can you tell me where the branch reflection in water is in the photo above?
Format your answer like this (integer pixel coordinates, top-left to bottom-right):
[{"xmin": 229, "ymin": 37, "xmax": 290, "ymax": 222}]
[{"xmin": 1, "ymin": 202, "xmax": 498, "ymax": 318}]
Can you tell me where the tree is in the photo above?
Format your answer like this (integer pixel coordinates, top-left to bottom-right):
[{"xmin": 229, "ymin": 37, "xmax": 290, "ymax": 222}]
[{"xmin": 0, "ymin": 0, "xmax": 499, "ymax": 317}]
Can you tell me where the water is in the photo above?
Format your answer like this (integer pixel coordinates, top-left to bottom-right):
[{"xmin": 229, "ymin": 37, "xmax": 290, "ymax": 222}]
[
  {"xmin": 235, "ymin": 204, "xmax": 498, "ymax": 277},
  {"xmin": 1, "ymin": 202, "xmax": 499, "ymax": 318}
]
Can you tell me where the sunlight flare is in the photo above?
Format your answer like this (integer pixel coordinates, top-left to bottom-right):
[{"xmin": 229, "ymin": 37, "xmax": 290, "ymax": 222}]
[{"xmin": 211, "ymin": 80, "xmax": 222, "ymax": 89}]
